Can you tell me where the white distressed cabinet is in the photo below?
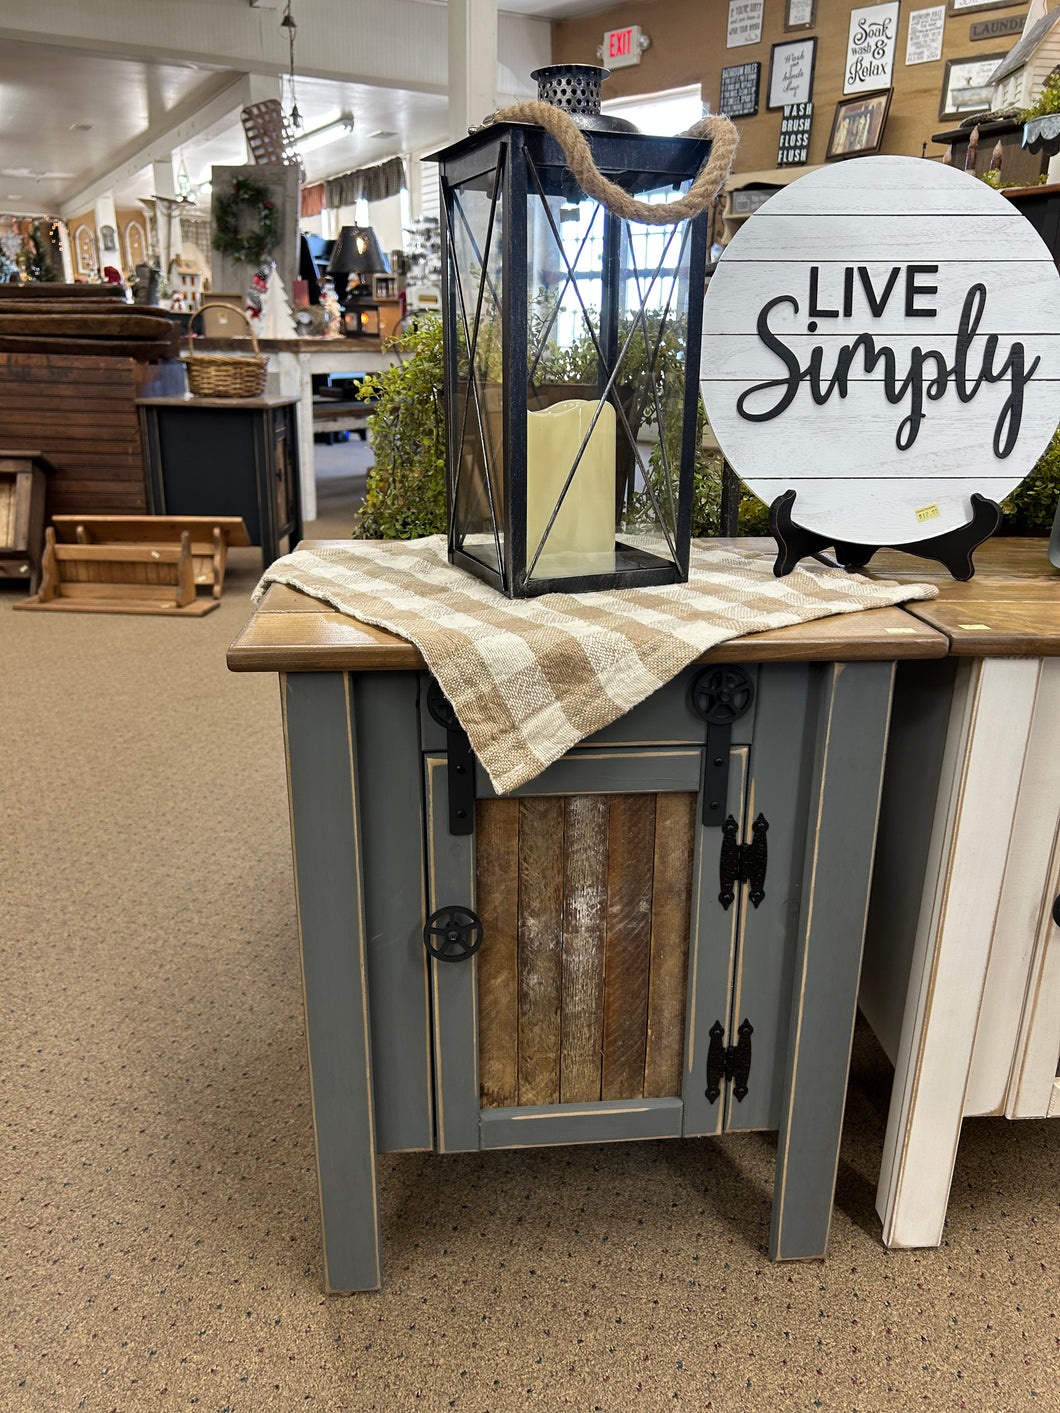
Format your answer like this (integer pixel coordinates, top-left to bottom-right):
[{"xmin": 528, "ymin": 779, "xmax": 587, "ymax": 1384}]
[{"xmin": 859, "ymin": 541, "xmax": 1060, "ymax": 1249}]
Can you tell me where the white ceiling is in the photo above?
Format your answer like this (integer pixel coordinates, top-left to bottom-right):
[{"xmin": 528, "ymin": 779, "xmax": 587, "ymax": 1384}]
[{"xmin": 0, "ymin": 0, "xmax": 613, "ymax": 219}]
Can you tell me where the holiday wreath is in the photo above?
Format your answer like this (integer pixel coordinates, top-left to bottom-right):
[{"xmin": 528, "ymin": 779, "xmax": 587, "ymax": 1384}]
[{"xmin": 212, "ymin": 176, "xmax": 279, "ymax": 263}]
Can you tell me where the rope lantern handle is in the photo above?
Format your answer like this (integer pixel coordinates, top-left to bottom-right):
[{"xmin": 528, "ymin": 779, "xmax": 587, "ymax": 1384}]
[{"xmin": 483, "ymin": 102, "xmax": 740, "ymax": 225}]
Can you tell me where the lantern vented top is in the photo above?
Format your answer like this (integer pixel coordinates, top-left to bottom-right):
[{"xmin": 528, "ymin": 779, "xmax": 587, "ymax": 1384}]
[{"xmin": 529, "ymin": 63, "xmax": 638, "ymax": 132}]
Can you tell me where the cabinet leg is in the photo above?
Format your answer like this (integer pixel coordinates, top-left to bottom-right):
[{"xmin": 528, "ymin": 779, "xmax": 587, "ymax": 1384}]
[
  {"xmin": 770, "ymin": 661, "xmax": 895, "ymax": 1261},
  {"xmin": 283, "ymin": 671, "xmax": 382, "ymax": 1291}
]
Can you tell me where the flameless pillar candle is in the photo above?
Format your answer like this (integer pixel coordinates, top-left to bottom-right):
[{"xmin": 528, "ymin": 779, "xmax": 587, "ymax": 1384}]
[{"xmin": 525, "ymin": 399, "xmax": 616, "ymax": 579}]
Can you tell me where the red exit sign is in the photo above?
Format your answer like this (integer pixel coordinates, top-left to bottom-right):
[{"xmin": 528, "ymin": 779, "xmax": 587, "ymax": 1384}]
[{"xmin": 600, "ymin": 24, "xmax": 647, "ymax": 69}]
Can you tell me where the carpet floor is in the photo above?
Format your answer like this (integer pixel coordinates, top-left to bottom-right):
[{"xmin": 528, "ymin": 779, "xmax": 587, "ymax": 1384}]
[{"xmin": 1, "ymin": 450, "xmax": 1057, "ymax": 1412}]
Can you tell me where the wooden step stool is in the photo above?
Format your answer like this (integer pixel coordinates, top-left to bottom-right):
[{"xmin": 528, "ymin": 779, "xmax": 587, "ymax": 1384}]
[
  {"xmin": 0, "ymin": 449, "xmax": 54, "ymax": 594},
  {"xmin": 50, "ymin": 514, "xmax": 250, "ymax": 599},
  {"xmin": 15, "ymin": 527, "xmax": 218, "ymax": 616}
]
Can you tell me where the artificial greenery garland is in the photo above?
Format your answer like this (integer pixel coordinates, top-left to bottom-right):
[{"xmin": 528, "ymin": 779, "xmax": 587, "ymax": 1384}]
[{"xmin": 212, "ymin": 176, "xmax": 279, "ymax": 263}]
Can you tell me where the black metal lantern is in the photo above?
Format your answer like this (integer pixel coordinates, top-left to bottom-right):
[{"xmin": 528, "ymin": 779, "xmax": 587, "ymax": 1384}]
[{"xmin": 427, "ymin": 64, "xmax": 713, "ymax": 597}]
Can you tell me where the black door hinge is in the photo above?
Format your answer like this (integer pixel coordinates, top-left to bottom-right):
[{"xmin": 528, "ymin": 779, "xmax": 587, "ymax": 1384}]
[
  {"xmin": 719, "ymin": 812, "xmax": 769, "ymax": 910},
  {"xmin": 426, "ymin": 680, "xmax": 475, "ymax": 835},
  {"xmin": 705, "ymin": 1018, "xmax": 753, "ymax": 1104}
]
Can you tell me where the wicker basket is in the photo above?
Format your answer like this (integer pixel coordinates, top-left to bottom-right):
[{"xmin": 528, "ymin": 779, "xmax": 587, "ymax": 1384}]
[{"xmin": 186, "ymin": 306, "xmax": 269, "ymax": 398}]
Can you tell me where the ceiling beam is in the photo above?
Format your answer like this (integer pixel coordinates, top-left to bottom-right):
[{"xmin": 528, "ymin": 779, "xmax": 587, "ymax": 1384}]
[{"xmin": 57, "ymin": 72, "xmax": 262, "ymax": 219}]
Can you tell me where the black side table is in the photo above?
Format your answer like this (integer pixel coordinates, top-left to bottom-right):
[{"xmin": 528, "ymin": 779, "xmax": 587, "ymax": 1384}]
[{"xmin": 137, "ymin": 395, "xmax": 302, "ymax": 568}]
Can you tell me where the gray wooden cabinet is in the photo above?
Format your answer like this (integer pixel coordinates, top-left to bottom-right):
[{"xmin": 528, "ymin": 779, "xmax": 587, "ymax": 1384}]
[{"xmin": 277, "ymin": 655, "xmax": 898, "ymax": 1290}]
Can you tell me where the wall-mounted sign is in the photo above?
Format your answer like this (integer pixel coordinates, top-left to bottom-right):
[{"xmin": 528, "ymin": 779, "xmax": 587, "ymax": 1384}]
[
  {"xmin": 727, "ymin": 0, "xmax": 764, "ymax": 48},
  {"xmin": 845, "ymin": 1, "xmax": 900, "ymax": 93},
  {"xmin": 939, "ymin": 53, "xmax": 1005, "ymax": 119},
  {"xmin": 948, "ymin": 0, "xmax": 1024, "ymax": 13},
  {"xmin": 768, "ymin": 37, "xmax": 817, "ymax": 108},
  {"xmin": 730, "ymin": 186, "xmax": 778, "ymax": 216},
  {"xmin": 720, "ymin": 61, "xmax": 762, "ymax": 117},
  {"xmin": 778, "ymin": 102, "xmax": 814, "ymax": 164},
  {"xmin": 598, "ymin": 24, "xmax": 648, "ymax": 69},
  {"xmin": 970, "ymin": 14, "xmax": 1025, "ymax": 39},
  {"xmin": 906, "ymin": 5, "xmax": 946, "ymax": 65},
  {"xmin": 785, "ymin": 0, "xmax": 818, "ymax": 31},
  {"xmin": 699, "ymin": 157, "xmax": 1060, "ymax": 547}
]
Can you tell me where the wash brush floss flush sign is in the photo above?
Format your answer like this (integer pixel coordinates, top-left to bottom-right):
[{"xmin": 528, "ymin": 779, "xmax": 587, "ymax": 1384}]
[{"xmin": 699, "ymin": 155, "xmax": 1060, "ymax": 546}]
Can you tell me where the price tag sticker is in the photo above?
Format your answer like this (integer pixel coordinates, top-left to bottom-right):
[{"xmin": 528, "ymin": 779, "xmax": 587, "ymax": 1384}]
[
  {"xmin": 958, "ymin": 623, "xmax": 991, "ymax": 630},
  {"xmin": 915, "ymin": 503, "xmax": 941, "ymax": 523},
  {"xmin": 884, "ymin": 626, "xmax": 917, "ymax": 633}
]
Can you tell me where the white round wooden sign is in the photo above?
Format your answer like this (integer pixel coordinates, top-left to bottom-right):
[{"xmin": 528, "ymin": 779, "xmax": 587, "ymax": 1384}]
[{"xmin": 700, "ymin": 155, "xmax": 1060, "ymax": 545}]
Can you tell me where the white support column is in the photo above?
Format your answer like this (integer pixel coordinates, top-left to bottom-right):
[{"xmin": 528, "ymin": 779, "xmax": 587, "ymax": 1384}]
[
  {"xmin": 93, "ymin": 192, "xmax": 120, "ymax": 275},
  {"xmin": 448, "ymin": 0, "xmax": 498, "ymax": 144},
  {"xmin": 151, "ymin": 158, "xmax": 183, "ymax": 287},
  {"xmin": 56, "ymin": 222, "xmax": 74, "ymax": 283}
]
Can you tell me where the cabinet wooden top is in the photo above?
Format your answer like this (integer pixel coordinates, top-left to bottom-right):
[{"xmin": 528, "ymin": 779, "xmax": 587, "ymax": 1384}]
[
  {"xmin": 861, "ymin": 538, "xmax": 1060, "ymax": 657},
  {"xmin": 227, "ymin": 537, "xmax": 955, "ymax": 673},
  {"xmin": 136, "ymin": 394, "xmax": 299, "ymax": 410}
]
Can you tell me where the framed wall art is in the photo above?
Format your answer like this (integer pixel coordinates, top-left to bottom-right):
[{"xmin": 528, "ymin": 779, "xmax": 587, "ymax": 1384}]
[
  {"xmin": 768, "ymin": 37, "xmax": 817, "ymax": 109},
  {"xmin": 947, "ymin": 0, "xmax": 1023, "ymax": 13},
  {"xmin": 785, "ymin": 0, "xmax": 818, "ymax": 31},
  {"xmin": 727, "ymin": 0, "xmax": 764, "ymax": 47},
  {"xmin": 939, "ymin": 53, "xmax": 1005, "ymax": 119},
  {"xmin": 720, "ymin": 62, "xmax": 762, "ymax": 117},
  {"xmin": 826, "ymin": 88, "xmax": 893, "ymax": 159}
]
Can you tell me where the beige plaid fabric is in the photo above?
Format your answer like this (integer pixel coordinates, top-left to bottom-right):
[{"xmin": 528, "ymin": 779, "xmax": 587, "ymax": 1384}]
[{"xmin": 255, "ymin": 537, "xmax": 937, "ymax": 794}]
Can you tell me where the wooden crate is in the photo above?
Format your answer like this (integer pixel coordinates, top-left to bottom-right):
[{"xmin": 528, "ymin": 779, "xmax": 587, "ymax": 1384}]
[
  {"xmin": 51, "ymin": 514, "xmax": 250, "ymax": 599},
  {"xmin": 0, "ymin": 353, "xmax": 148, "ymax": 516},
  {"xmin": 0, "ymin": 449, "xmax": 52, "ymax": 593},
  {"xmin": 15, "ymin": 526, "xmax": 218, "ymax": 616}
]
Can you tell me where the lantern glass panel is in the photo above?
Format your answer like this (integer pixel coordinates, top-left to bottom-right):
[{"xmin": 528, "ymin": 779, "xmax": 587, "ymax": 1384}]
[
  {"xmin": 521, "ymin": 160, "xmax": 696, "ymax": 588},
  {"xmin": 451, "ymin": 157, "xmax": 506, "ymax": 576}
]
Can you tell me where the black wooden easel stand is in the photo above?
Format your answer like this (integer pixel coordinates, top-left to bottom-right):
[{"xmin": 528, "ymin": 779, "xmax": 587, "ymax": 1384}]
[{"xmin": 768, "ymin": 489, "xmax": 1002, "ymax": 582}]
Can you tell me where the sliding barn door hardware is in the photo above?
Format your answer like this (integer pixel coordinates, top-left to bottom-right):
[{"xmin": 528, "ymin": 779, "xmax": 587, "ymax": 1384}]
[
  {"xmin": 426, "ymin": 680, "xmax": 476, "ymax": 835},
  {"xmin": 719, "ymin": 812, "xmax": 769, "ymax": 910},
  {"xmin": 691, "ymin": 666, "xmax": 755, "ymax": 827},
  {"xmin": 705, "ymin": 1017, "xmax": 753, "ymax": 1103},
  {"xmin": 423, "ymin": 905, "xmax": 484, "ymax": 962}
]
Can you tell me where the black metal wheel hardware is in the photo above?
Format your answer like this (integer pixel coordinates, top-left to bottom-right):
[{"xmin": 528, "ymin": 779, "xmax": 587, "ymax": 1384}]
[
  {"xmin": 423, "ymin": 905, "xmax": 484, "ymax": 963},
  {"xmin": 691, "ymin": 665, "xmax": 755, "ymax": 725}
]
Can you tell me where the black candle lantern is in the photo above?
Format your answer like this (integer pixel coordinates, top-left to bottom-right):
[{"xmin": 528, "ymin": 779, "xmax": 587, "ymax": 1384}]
[{"xmin": 427, "ymin": 64, "xmax": 714, "ymax": 597}]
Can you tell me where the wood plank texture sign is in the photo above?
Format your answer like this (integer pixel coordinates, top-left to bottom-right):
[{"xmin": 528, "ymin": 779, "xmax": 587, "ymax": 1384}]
[{"xmin": 699, "ymin": 157, "xmax": 1060, "ymax": 545}]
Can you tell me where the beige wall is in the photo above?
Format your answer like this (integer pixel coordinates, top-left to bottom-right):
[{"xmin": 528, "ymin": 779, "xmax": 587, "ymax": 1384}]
[{"xmin": 552, "ymin": 0, "xmax": 1020, "ymax": 173}]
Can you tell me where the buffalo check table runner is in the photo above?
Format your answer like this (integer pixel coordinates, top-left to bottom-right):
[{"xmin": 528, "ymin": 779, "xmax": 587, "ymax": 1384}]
[{"xmin": 254, "ymin": 537, "xmax": 938, "ymax": 794}]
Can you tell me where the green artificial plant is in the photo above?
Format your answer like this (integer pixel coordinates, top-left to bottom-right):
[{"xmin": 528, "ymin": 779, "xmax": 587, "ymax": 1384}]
[
  {"xmin": 354, "ymin": 317, "xmax": 448, "ymax": 540},
  {"xmin": 1002, "ymin": 424, "xmax": 1060, "ymax": 532}
]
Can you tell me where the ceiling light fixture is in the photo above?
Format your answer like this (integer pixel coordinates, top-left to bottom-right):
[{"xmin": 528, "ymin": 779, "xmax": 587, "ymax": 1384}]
[
  {"xmin": 295, "ymin": 112, "xmax": 355, "ymax": 154},
  {"xmin": 281, "ymin": 0, "xmax": 301, "ymax": 130}
]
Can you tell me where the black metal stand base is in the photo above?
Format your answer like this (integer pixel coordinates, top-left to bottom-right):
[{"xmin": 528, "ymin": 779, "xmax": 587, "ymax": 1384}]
[{"xmin": 768, "ymin": 489, "xmax": 1002, "ymax": 582}]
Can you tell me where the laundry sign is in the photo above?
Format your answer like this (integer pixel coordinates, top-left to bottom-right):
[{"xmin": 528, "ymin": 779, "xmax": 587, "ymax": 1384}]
[{"xmin": 699, "ymin": 157, "xmax": 1060, "ymax": 546}]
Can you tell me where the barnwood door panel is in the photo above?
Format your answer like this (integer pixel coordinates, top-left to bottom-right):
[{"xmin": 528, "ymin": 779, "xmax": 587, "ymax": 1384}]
[
  {"xmin": 429, "ymin": 746, "xmax": 722, "ymax": 1150},
  {"xmin": 517, "ymin": 796, "xmax": 565, "ymax": 1106},
  {"xmin": 560, "ymin": 794, "xmax": 609, "ymax": 1104},
  {"xmin": 601, "ymin": 794, "xmax": 658, "ymax": 1100},
  {"xmin": 723, "ymin": 664, "xmax": 814, "ymax": 1134},
  {"xmin": 474, "ymin": 787, "xmax": 698, "ymax": 1110},
  {"xmin": 645, "ymin": 792, "xmax": 697, "ymax": 1099},
  {"xmin": 474, "ymin": 796, "xmax": 520, "ymax": 1108}
]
